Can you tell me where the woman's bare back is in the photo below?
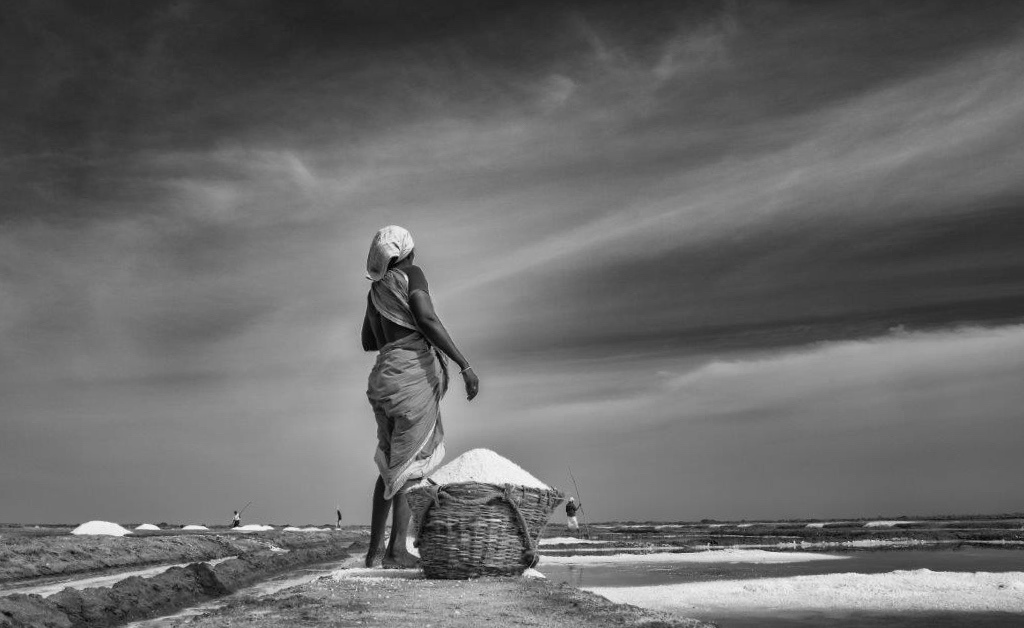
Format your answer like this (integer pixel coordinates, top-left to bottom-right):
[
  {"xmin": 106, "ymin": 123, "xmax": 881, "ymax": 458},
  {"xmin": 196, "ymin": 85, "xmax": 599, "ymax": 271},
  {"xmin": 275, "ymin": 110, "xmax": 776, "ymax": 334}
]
[
  {"xmin": 362, "ymin": 264, "xmax": 430, "ymax": 350},
  {"xmin": 365, "ymin": 297, "xmax": 416, "ymax": 347}
]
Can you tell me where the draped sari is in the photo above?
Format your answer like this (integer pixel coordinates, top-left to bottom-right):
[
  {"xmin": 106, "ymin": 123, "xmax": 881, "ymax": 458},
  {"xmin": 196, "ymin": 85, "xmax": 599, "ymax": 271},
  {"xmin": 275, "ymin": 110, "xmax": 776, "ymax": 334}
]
[{"xmin": 366, "ymin": 269, "xmax": 449, "ymax": 499}]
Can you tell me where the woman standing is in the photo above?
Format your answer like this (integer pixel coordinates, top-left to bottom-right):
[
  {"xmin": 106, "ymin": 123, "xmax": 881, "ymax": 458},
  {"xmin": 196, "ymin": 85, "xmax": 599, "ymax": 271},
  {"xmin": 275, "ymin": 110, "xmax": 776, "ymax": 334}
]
[{"xmin": 362, "ymin": 225, "xmax": 480, "ymax": 568}]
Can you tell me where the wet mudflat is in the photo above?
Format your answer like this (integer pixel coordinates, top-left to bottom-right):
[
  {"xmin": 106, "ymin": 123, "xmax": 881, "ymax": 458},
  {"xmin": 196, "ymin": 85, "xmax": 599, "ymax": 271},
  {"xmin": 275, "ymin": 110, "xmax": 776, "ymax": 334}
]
[
  {"xmin": 0, "ymin": 557, "xmax": 238, "ymax": 599},
  {"xmin": 0, "ymin": 529, "xmax": 265, "ymax": 583},
  {"xmin": 0, "ymin": 525, "xmax": 347, "ymax": 584},
  {"xmin": 0, "ymin": 528, "xmax": 362, "ymax": 628}
]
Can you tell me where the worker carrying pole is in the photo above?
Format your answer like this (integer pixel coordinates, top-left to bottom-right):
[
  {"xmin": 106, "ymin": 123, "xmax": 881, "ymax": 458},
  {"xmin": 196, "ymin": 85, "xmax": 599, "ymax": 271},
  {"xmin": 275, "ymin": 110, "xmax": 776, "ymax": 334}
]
[
  {"xmin": 232, "ymin": 501, "xmax": 252, "ymax": 528},
  {"xmin": 567, "ymin": 467, "xmax": 591, "ymax": 539}
]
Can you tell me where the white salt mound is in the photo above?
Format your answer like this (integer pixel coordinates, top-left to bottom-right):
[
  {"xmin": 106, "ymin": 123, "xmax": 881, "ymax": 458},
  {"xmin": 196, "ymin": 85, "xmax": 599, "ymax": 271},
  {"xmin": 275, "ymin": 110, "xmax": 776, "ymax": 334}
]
[
  {"xmin": 424, "ymin": 448, "xmax": 548, "ymax": 489},
  {"xmin": 135, "ymin": 523, "xmax": 160, "ymax": 531},
  {"xmin": 72, "ymin": 521, "xmax": 132, "ymax": 537},
  {"xmin": 283, "ymin": 526, "xmax": 326, "ymax": 532},
  {"xmin": 233, "ymin": 524, "xmax": 274, "ymax": 532},
  {"xmin": 182, "ymin": 524, "xmax": 209, "ymax": 530},
  {"xmin": 539, "ymin": 537, "xmax": 610, "ymax": 545}
]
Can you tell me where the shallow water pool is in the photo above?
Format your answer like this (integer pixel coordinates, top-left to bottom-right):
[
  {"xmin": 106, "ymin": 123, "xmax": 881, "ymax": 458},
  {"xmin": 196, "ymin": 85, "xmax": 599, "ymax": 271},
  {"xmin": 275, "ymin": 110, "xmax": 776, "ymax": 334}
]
[
  {"xmin": 540, "ymin": 546, "xmax": 1024, "ymax": 587},
  {"xmin": 539, "ymin": 546, "xmax": 1024, "ymax": 628}
]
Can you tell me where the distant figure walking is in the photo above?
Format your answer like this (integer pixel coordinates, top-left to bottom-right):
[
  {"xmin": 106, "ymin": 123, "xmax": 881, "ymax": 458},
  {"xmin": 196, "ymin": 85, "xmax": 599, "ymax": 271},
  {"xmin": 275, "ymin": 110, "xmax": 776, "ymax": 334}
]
[
  {"xmin": 362, "ymin": 226, "xmax": 479, "ymax": 568},
  {"xmin": 336, "ymin": 508, "xmax": 343, "ymax": 529},
  {"xmin": 566, "ymin": 497, "xmax": 581, "ymax": 534},
  {"xmin": 231, "ymin": 511, "xmax": 241, "ymax": 528}
]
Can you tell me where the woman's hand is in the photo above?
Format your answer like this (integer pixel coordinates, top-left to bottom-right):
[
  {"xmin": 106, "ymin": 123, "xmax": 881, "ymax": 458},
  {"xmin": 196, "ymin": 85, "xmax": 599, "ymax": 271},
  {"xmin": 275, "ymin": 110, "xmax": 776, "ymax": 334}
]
[{"xmin": 462, "ymin": 367, "xmax": 480, "ymax": 401}]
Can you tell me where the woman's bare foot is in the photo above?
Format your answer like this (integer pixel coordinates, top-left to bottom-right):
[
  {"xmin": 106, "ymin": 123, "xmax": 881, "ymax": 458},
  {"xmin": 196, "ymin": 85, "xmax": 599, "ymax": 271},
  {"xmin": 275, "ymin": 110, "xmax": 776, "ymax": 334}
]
[
  {"xmin": 364, "ymin": 543, "xmax": 386, "ymax": 568},
  {"xmin": 381, "ymin": 550, "xmax": 420, "ymax": 569}
]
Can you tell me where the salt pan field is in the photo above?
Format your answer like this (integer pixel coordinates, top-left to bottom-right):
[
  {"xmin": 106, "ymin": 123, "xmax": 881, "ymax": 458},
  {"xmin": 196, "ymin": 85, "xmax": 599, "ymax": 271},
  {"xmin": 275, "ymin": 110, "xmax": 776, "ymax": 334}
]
[{"xmin": 539, "ymin": 540, "xmax": 1024, "ymax": 627}]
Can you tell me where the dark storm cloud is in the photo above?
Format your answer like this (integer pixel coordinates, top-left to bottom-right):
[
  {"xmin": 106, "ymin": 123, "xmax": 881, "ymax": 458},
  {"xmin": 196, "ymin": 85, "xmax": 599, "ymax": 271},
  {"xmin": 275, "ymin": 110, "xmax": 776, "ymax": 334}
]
[
  {"xmin": 481, "ymin": 203, "xmax": 1024, "ymax": 357},
  {"xmin": 4, "ymin": 1, "xmax": 1024, "ymax": 523},
  {"xmin": 5, "ymin": 0, "xmax": 1024, "ymax": 223}
]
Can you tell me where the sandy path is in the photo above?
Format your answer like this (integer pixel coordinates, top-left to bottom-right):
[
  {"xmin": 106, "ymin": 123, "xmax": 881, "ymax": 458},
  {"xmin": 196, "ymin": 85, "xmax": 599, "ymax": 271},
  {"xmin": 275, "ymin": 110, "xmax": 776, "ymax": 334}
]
[{"xmin": 151, "ymin": 569, "xmax": 713, "ymax": 628}]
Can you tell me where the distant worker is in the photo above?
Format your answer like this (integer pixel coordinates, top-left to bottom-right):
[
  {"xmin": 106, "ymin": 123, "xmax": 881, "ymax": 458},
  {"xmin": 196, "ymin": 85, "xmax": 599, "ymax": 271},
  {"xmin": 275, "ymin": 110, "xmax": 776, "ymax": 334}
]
[
  {"xmin": 231, "ymin": 511, "xmax": 241, "ymax": 528},
  {"xmin": 336, "ymin": 508, "xmax": 343, "ymax": 529},
  {"xmin": 566, "ymin": 497, "xmax": 581, "ymax": 534}
]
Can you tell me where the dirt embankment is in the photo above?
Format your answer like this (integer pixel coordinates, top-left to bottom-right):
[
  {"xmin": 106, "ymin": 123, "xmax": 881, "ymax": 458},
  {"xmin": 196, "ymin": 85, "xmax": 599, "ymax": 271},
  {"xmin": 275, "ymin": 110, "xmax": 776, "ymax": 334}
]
[
  {"xmin": 149, "ymin": 572, "xmax": 713, "ymax": 628},
  {"xmin": 0, "ymin": 537, "xmax": 363, "ymax": 628},
  {"xmin": 0, "ymin": 531, "xmax": 350, "ymax": 584}
]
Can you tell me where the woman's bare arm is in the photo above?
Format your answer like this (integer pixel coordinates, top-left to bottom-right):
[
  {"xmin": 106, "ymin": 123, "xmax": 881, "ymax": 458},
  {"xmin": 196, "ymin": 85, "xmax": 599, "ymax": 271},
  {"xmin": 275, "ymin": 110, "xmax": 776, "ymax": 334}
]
[{"xmin": 409, "ymin": 289, "xmax": 479, "ymax": 400}]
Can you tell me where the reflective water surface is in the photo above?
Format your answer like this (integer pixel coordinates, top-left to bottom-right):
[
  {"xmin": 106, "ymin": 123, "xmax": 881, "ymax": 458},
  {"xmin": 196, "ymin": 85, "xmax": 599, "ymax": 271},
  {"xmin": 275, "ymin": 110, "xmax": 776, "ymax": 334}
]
[{"xmin": 539, "ymin": 546, "xmax": 1024, "ymax": 628}]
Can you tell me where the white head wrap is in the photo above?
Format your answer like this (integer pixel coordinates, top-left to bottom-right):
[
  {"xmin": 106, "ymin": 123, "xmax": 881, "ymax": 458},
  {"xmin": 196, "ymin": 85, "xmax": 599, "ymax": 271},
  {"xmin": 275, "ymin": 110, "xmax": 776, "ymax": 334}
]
[{"xmin": 366, "ymin": 225, "xmax": 415, "ymax": 281}]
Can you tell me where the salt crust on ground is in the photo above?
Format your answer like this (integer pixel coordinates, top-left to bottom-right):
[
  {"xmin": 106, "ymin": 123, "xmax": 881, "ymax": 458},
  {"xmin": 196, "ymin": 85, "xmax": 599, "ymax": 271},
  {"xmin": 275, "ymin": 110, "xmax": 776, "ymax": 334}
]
[
  {"xmin": 799, "ymin": 538, "xmax": 936, "ymax": 549},
  {"xmin": 71, "ymin": 521, "xmax": 132, "ymax": 536},
  {"xmin": 594, "ymin": 524, "xmax": 690, "ymax": 530},
  {"xmin": 543, "ymin": 546, "xmax": 680, "ymax": 554},
  {"xmin": 181, "ymin": 524, "xmax": 209, "ymax": 530},
  {"xmin": 588, "ymin": 569, "xmax": 1024, "ymax": 613},
  {"xmin": 422, "ymin": 448, "xmax": 549, "ymax": 489},
  {"xmin": 543, "ymin": 549, "xmax": 847, "ymax": 565},
  {"xmin": 134, "ymin": 523, "xmax": 160, "ymax": 530},
  {"xmin": 538, "ymin": 537, "xmax": 611, "ymax": 545},
  {"xmin": 723, "ymin": 539, "xmax": 951, "ymax": 552},
  {"xmin": 331, "ymin": 567, "xmax": 546, "ymax": 580},
  {"xmin": 863, "ymin": 520, "xmax": 921, "ymax": 527},
  {"xmin": 332, "ymin": 567, "xmax": 425, "ymax": 581},
  {"xmin": 283, "ymin": 526, "xmax": 330, "ymax": 532}
]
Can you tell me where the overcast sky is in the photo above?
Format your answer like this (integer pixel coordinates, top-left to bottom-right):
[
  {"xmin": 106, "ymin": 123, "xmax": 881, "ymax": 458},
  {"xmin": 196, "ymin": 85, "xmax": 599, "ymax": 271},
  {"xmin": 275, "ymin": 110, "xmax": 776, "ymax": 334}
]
[{"xmin": 2, "ymin": 1, "xmax": 1024, "ymax": 526}]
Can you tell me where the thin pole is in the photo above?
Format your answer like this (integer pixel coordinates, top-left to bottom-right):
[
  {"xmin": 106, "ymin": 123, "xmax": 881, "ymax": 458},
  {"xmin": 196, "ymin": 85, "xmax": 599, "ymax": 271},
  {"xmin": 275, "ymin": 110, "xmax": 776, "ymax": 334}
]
[
  {"xmin": 567, "ymin": 466, "xmax": 591, "ymax": 539},
  {"xmin": 238, "ymin": 501, "xmax": 252, "ymax": 516}
]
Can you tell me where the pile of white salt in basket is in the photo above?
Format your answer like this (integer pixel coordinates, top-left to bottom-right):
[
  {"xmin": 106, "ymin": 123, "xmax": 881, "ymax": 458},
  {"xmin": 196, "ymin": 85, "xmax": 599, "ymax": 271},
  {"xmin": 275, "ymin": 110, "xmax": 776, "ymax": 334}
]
[{"xmin": 422, "ymin": 448, "xmax": 549, "ymax": 488}]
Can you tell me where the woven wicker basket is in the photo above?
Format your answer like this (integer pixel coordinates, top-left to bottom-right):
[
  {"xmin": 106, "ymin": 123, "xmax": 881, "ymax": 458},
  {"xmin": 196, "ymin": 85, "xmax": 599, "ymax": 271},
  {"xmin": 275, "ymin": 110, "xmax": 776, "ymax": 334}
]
[{"xmin": 407, "ymin": 481, "xmax": 565, "ymax": 579}]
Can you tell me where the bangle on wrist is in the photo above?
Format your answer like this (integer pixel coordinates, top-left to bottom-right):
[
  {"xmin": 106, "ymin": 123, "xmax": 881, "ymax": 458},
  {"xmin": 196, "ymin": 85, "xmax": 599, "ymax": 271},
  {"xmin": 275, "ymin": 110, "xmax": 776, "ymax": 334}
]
[{"xmin": 459, "ymin": 365, "xmax": 473, "ymax": 374}]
